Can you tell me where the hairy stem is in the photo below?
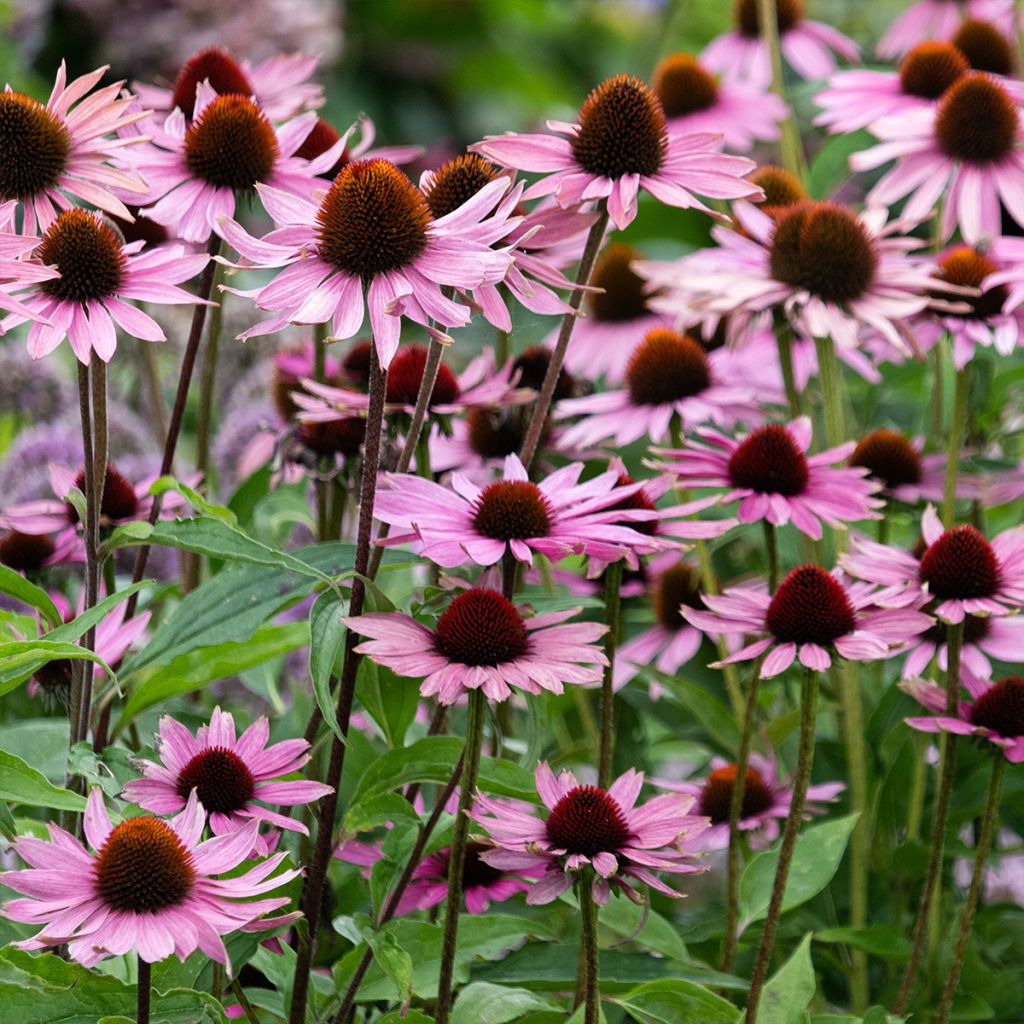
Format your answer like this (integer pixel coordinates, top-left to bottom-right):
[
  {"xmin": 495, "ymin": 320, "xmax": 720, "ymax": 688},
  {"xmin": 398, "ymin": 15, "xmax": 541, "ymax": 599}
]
[
  {"xmin": 763, "ymin": 521, "xmax": 779, "ymax": 591},
  {"xmin": 774, "ymin": 317, "xmax": 801, "ymax": 420},
  {"xmin": 598, "ymin": 560, "xmax": 624, "ymax": 789},
  {"xmin": 943, "ymin": 364, "xmax": 971, "ymax": 527},
  {"xmin": 579, "ymin": 872, "xmax": 602, "ymax": 1024},
  {"xmin": 137, "ymin": 956, "xmax": 151, "ymax": 1024}
]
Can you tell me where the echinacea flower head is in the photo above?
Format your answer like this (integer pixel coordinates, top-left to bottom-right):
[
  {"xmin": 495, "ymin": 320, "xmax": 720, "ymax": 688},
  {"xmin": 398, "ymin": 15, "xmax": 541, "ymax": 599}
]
[
  {"xmin": 472, "ymin": 763, "xmax": 709, "ymax": 905},
  {"xmin": 122, "ymin": 708, "xmax": 332, "ymax": 853},
  {"xmin": 1, "ymin": 788, "xmax": 299, "ymax": 966},
  {"xmin": 660, "ymin": 752, "xmax": 844, "ymax": 849},
  {"xmin": 657, "ymin": 417, "xmax": 883, "ymax": 540},
  {"xmin": 701, "ymin": 0, "xmax": 859, "ymax": 89},
  {"xmin": 219, "ymin": 158, "xmax": 515, "ymax": 368},
  {"xmin": 840, "ymin": 506, "xmax": 1024, "ymax": 624},
  {"xmin": 0, "ymin": 62, "xmax": 146, "ymax": 235},
  {"xmin": 900, "ymin": 603, "xmax": 1024, "ymax": 678},
  {"xmin": 651, "ymin": 52, "xmax": 787, "ymax": 153},
  {"xmin": 848, "ymin": 429, "xmax": 975, "ymax": 503},
  {"xmin": 902, "ymin": 672, "xmax": 1024, "ymax": 761},
  {"xmin": 877, "ymin": 0, "xmax": 1013, "ymax": 60},
  {"xmin": 472, "ymin": 73, "xmax": 762, "ymax": 231},
  {"xmin": 685, "ymin": 564, "xmax": 933, "ymax": 677},
  {"xmin": 852, "ymin": 73, "xmax": 1024, "ymax": 243},
  {"xmin": 373, "ymin": 454, "xmax": 663, "ymax": 570},
  {"xmin": 952, "ymin": 18, "xmax": 1018, "ymax": 75},
  {"xmin": 344, "ymin": 587, "xmax": 607, "ymax": 704},
  {"xmin": 2, "ymin": 208, "xmax": 210, "ymax": 363}
]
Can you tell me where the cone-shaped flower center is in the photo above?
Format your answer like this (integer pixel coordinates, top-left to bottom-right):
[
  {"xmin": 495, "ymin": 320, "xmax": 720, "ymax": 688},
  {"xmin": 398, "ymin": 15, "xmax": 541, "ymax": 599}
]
[
  {"xmin": 0, "ymin": 92, "xmax": 71, "ymax": 201},
  {"xmin": 175, "ymin": 747, "xmax": 256, "ymax": 814},
  {"xmin": 766, "ymin": 565, "xmax": 857, "ymax": 645},
  {"xmin": 423, "ymin": 153, "xmax": 499, "ymax": 219},
  {"xmin": 465, "ymin": 409, "xmax": 523, "ymax": 459},
  {"xmin": 952, "ymin": 20, "xmax": 1015, "ymax": 76},
  {"xmin": 849, "ymin": 429, "xmax": 922, "ymax": 489},
  {"xmin": 385, "ymin": 344, "xmax": 460, "ymax": 406},
  {"xmin": 571, "ymin": 74, "xmax": 668, "ymax": 180},
  {"xmin": 545, "ymin": 784, "xmax": 633, "ymax": 857},
  {"xmin": 625, "ymin": 328, "xmax": 711, "ymax": 406},
  {"xmin": 434, "ymin": 589, "xmax": 529, "ymax": 666},
  {"xmin": 652, "ymin": 54, "xmax": 719, "ymax": 117},
  {"xmin": 727, "ymin": 424, "xmax": 809, "ymax": 496},
  {"xmin": 0, "ymin": 530, "xmax": 55, "ymax": 571},
  {"xmin": 94, "ymin": 817, "xmax": 196, "ymax": 912},
  {"xmin": 38, "ymin": 210, "xmax": 125, "ymax": 303},
  {"xmin": 899, "ymin": 42, "xmax": 969, "ymax": 99},
  {"xmin": 440, "ymin": 842, "xmax": 505, "ymax": 887},
  {"xmin": 970, "ymin": 675, "xmax": 1024, "ymax": 736},
  {"xmin": 937, "ymin": 246, "xmax": 1008, "ymax": 319},
  {"xmin": 737, "ymin": 0, "xmax": 804, "ymax": 37},
  {"xmin": 317, "ymin": 159, "xmax": 431, "ymax": 279},
  {"xmin": 699, "ymin": 764, "xmax": 774, "ymax": 824},
  {"xmin": 749, "ymin": 165, "xmax": 807, "ymax": 209},
  {"xmin": 472, "ymin": 480, "xmax": 552, "ymax": 540},
  {"xmin": 587, "ymin": 243, "xmax": 651, "ymax": 322},
  {"xmin": 513, "ymin": 346, "xmax": 576, "ymax": 398},
  {"xmin": 607, "ymin": 474, "xmax": 659, "ymax": 537},
  {"xmin": 184, "ymin": 95, "xmax": 278, "ymax": 191},
  {"xmin": 770, "ymin": 201, "xmax": 878, "ymax": 304},
  {"xmin": 936, "ymin": 74, "xmax": 1019, "ymax": 163},
  {"xmin": 295, "ymin": 117, "xmax": 348, "ymax": 179},
  {"xmin": 172, "ymin": 47, "xmax": 253, "ymax": 119},
  {"xmin": 67, "ymin": 463, "xmax": 139, "ymax": 523},
  {"xmin": 298, "ymin": 418, "xmax": 366, "ymax": 458},
  {"xmin": 918, "ymin": 524, "xmax": 1002, "ymax": 599},
  {"xmin": 653, "ymin": 563, "xmax": 704, "ymax": 631},
  {"xmin": 33, "ymin": 658, "xmax": 73, "ymax": 706}
]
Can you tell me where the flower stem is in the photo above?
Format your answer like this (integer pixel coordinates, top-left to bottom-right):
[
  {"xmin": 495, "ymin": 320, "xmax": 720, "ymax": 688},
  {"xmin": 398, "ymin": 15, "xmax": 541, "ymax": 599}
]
[
  {"xmin": 762, "ymin": 521, "xmax": 779, "ymax": 591},
  {"xmin": 745, "ymin": 666, "xmax": 818, "ymax": 1024},
  {"xmin": 194, "ymin": 258, "xmax": 226, "ymax": 486},
  {"xmin": 813, "ymin": 336, "xmax": 846, "ymax": 451},
  {"xmin": 942, "ymin": 364, "xmax": 971, "ymax": 527},
  {"xmin": 893, "ymin": 620, "xmax": 965, "ymax": 1014},
  {"xmin": 434, "ymin": 687, "xmax": 488, "ymax": 1024},
  {"xmin": 723, "ymin": 654, "xmax": 765, "ymax": 973},
  {"xmin": 519, "ymin": 204, "xmax": 609, "ymax": 471},
  {"xmin": 287, "ymin": 343, "xmax": 389, "ymax": 1024},
  {"xmin": 137, "ymin": 956, "xmax": 151, "ymax": 1024},
  {"xmin": 415, "ymin": 427, "xmax": 432, "ymax": 479},
  {"xmin": 936, "ymin": 755, "xmax": 1006, "ymax": 1024},
  {"xmin": 756, "ymin": 0, "xmax": 807, "ymax": 182},
  {"xmin": 312, "ymin": 321, "xmax": 330, "ymax": 542},
  {"xmin": 578, "ymin": 871, "xmax": 602, "ymax": 1024},
  {"xmin": 598, "ymin": 559, "xmax": 624, "ymax": 790},
  {"xmin": 774, "ymin": 317, "xmax": 801, "ymax": 420},
  {"xmin": 229, "ymin": 978, "xmax": 262, "ymax": 1024}
]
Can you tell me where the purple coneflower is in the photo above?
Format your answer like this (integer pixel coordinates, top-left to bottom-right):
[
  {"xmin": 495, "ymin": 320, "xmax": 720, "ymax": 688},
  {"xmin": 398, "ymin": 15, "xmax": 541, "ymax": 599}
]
[{"xmin": 877, "ymin": 0, "xmax": 1012, "ymax": 60}]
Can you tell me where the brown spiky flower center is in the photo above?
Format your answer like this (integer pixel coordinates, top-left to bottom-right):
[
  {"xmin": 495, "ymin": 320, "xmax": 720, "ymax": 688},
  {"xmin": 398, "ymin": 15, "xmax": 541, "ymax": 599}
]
[
  {"xmin": 423, "ymin": 154, "xmax": 500, "ymax": 219},
  {"xmin": 67, "ymin": 463, "xmax": 138, "ymax": 523},
  {"xmin": 0, "ymin": 530, "xmax": 55, "ymax": 572},
  {"xmin": 970, "ymin": 676, "xmax": 1024, "ymax": 737},
  {"xmin": 545, "ymin": 785, "xmax": 633, "ymax": 857},
  {"xmin": 172, "ymin": 47, "xmax": 253, "ymax": 119},
  {"xmin": 935, "ymin": 73, "xmax": 1019, "ymax": 164},
  {"xmin": 750, "ymin": 165, "xmax": 807, "ymax": 208},
  {"xmin": 699, "ymin": 764, "xmax": 775, "ymax": 824},
  {"xmin": 652, "ymin": 54, "xmax": 719, "ymax": 118},
  {"xmin": 386, "ymin": 344, "xmax": 460, "ymax": 406},
  {"xmin": 653, "ymin": 563, "xmax": 705, "ymax": 631},
  {"xmin": 0, "ymin": 92, "xmax": 71, "ymax": 201},
  {"xmin": 765, "ymin": 565, "xmax": 857, "ymax": 646},
  {"xmin": 472, "ymin": 480, "xmax": 553, "ymax": 540},
  {"xmin": 849, "ymin": 429, "xmax": 922, "ymax": 489},
  {"xmin": 953, "ymin": 20, "xmax": 1015, "ymax": 76},
  {"xmin": 38, "ymin": 210, "xmax": 125, "ymax": 303},
  {"xmin": 918, "ymin": 525, "xmax": 1002, "ymax": 600},
  {"xmin": 295, "ymin": 118, "xmax": 348, "ymax": 179},
  {"xmin": 737, "ymin": 0, "xmax": 804, "ymax": 37},
  {"xmin": 587, "ymin": 243, "xmax": 651, "ymax": 323},
  {"xmin": 899, "ymin": 42, "xmax": 969, "ymax": 99},
  {"xmin": 434, "ymin": 589, "xmax": 529, "ymax": 666},
  {"xmin": 513, "ymin": 346, "xmax": 576, "ymax": 399},
  {"xmin": 175, "ymin": 747, "xmax": 255, "ymax": 814},
  {"xmin": 625, "ymin": 328, "xmax": 712, "ymax": 406},
  {"xmin": 728, "ymin": 424, "xmax": 809, "ymax": 496},
  {"xmin": 937, "ymin": 246, "xmax": 1008, "ymax": 319},
  {"xmin": 184, "ymin": 95, "xmax": 278, "ymax": 191},
  {"xmin": 317, "ymin": 159, "xmax": 431, "ymax": 279},
  {"xmin": 571, "ymin": 74, "xmax": 668, "ymax": 180}
]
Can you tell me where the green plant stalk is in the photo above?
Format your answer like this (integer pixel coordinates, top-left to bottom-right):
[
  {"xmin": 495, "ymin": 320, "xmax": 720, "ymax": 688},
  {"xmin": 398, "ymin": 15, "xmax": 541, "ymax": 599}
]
[
  {"xmin": 137, "ymin": 956, "xmax": 150, "ymax": 1024},
  {"xmin": 936, "ymin": 756, "xmax": 1006, "ymax": 1024},
  {"xmin": 774, "ymin": 318, "xmax": 802, "ymax": 420},
  {"xmin": 893, "ymin": 621, "xmax": 965, "ymax": 1014},
  {"xmin": 598, "ymin": 559, "xmax": 624, "ymax": 789},
  {"xmin": 931, "ymin": 343, "xmax": 945, "ymax": 446},
  {"xmin": 313, "ymin": 321, "xmax": 329, "ymax": 542},
  {"xmin": 745, "ymin": 667, "xmax": 819, "ymax": 1024},
  {"xmin": 579, "ymin": 871, "xmax": 602, "ymax": 1024},
  {"xmin": 229, "ymin": 978, "xmax": 261, "ymax": 1024},
  {"xmin": 942, "ymin": 364, "xmax": 971, "ymax": 527},
  {"xmin": 194, "ymin": 259, "xmax": 226, "ymax": 484},
  {"xmin": 763, "ymin": 520, "xmax": 779, "ymax": 591},
  {"xmin": 415, "ymin": 427, "xmax": 432, "ymax": 480},
  {"xmin": 434, "ymin": 688, "xmax": 488, "ymax": 1024},
  {"xmin": 756, "ymin": 0, "xmax": 807, "ymax": 182}
]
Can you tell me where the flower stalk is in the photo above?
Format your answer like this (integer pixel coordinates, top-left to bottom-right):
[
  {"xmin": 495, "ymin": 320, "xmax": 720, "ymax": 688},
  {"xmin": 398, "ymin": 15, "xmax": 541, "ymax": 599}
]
[
  {"xmin": 756, "ymin": 0, "xmax": 807, "ymax": 181},
  {"xmin": 137, "ymin": 956, "xmax": 151, "ymax": 1024},
  {"xmin": 578, "ymin": 871, "xmax": 602, "ymax": 1024},
  {"xmin": 598, "ymin": 559, "xmax": 624, "ymax": 789},
  {"xmin": 943, "ymin": 364, "xmax": 971, "ymax": 528}
]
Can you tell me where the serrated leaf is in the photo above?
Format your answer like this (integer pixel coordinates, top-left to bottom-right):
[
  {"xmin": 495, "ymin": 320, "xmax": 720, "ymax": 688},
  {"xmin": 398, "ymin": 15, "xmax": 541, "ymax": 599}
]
[
  {"xmin": 309, "ymin": 589, "xmax": 347, "ymax": 745},
  {"xmin": 613, "ymin": 978, "xmax": 738, "ymax": 1024},
  {"xmin": 760, "ymin": 933, "xmax": 815, "ymax": 1024}
]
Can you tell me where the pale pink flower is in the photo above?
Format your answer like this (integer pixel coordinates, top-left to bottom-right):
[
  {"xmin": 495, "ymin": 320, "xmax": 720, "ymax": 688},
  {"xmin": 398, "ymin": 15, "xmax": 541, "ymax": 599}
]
[
  {"xmin": 878, "ymin": 0, "xmax": 1013, "ymax": 60},
  {"xmin": 900, "ymin": 608, "xmax": 1024, "ymax": 678}
]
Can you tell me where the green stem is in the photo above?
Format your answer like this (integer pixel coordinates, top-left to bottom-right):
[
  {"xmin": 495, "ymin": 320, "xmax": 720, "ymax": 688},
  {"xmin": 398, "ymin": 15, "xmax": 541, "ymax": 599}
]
[
  {"xmin": 434, "ymin": 688, "xmax": 488, "ymax": 1024},
  {"xmin": 598, "ymin": 560, "xmax": 624, "ymax": 789},
  {"xmin": 138, "ymin": 337, "xmax": 167, "ymax": 446},
  {"xmin": 893, "ymin": 621, "xmax": 965, "ymax": 1015},
  {"xmin": 774, "ymin": 317, "xmax": 801, "ymax": 420},
  {"xmin": 763, "ymin": 521, "xmax": 779, "ymax": 592},
  {"xmin": 723, "ymin": 655, "xmax": 765, "ymax": 973},
  {"xmin": 229, "ymin": 978, "xmax": 262, "ymax": 1024},
  {"xmin": 745, "ymin": 667, "xmax": 819, "ymax": 1024},
  {"xmin": 756, "ymin": 0, "xmax": 807, "ymax": 181},
  {"xmin": 313, "ymin": 322, "xmax": 329, "ymax": 542},
  {"xmin": 415, "ymin": 427, "xmax": 432, "ymax": 479},
  {"xmin": 931, "ymin": 343, "xmax": 945, "ymax": 447},
  {"xmin": 943, "ymin": 364, "xmax": 971, "ymax": 527},
  {"xmin": 814, "ymin": 336, "xmax": 846, "ymax": 452},
  {"xmin": 195, "ymin": 259, "xmax": 226, "ymax": 484},
  {"xmin": 137, "ymin": 956, "xmax": 151, "ymax": 1024},
  {"xmin": 936, "ymin": 756, "xmax": 1006, "ymax": 1024},
  {"xmin": 495, "ymin": 283, "xmax": 511, "ymax": 365},
  {"xmin": 579, "ymin": 872, "xmax": 601, "ymax": 1024}
]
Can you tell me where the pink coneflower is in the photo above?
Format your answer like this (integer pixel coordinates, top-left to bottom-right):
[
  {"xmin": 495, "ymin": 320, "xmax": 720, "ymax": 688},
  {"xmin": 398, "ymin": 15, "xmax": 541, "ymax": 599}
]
[
  {"xmin": 659, "ymin": 753, "xmax": 844, "ymax": 850},
  {"xmin": 219, "ymin": 159, "xmax": 514, "ymax": 369},
  {"xmin": 0, "ymin": 61, "xmax": 146, "ymax": 235},
  {"xmin": 134, "ymin": 46, "xmax": 324, "ymax": 121},
  {"xmin": 1, "ymin": 788, "xmax": 299, "ymax": 966},
  {"xmin": 372, "ymin": 454, "xmax": 663, "ymax": 570},
  {"xmin": 651, "ymin": 53, "xmax": 787, "ymax": 153},
  {"xmin": 814, "ymin": 42, "xmax": 970, "ymax": 134},
  {"xmin": 344, "ymin": 588, "xmax": 607, "ymax": 704},
  {"xmin": 556, "ymin": 328, "xmax": 765, "ymax": 448},
  {"xmin": 1, "ymin": 209, "xmax": 210, "ymax": 363},
  {"xmin": 656, "ymin": 417, "xmax": 882, "ymax": 541},
  {"xmin": 122, "ymin": 708, "xmax": 332, "ymax": 854},
  {"xmin": 684, "ymin": 564, "xmax": 933, "ymax": 676},
  {"xmin": 901, "ymin": 607, "xmax": 1024, "ymax": 678},
  {"xmin": 0, "ymin": 526, "xmax": 81, "ymax": 572},
  {"xmin": 471, "ymin": 73, "xmax": 761, "ymax": 231},
  {"xmin": 902, "ymin": 671, "xmax": 1024, "ymax": 761},
  {"xmin": 979, "ymin": 235, "xmax": 1024, "ymax": 323},
  {"xmin": 701, "ymin": 0, "xmax": 859, "ymax": 89},
  {"xmin": 840, "ymin": 505, "xmax": 1024, "ymax": 624},
  {"xmin": 471, "ymin": 763, "xmax": 710, "ymax": 905},
  {"xmin": 877, "ymin": 0, "xmax": 1013, "ymax": 60},
  {"xmin": 852, "ymin": 73, "xmax": 1024, "ymax": 243},
  {"xmin": 294, "ymin": 113, "xmax": 424, "ymax": 181},
  {"xmin": 127, "ymin": 81, "xmax": 342, "ymax": 244}
]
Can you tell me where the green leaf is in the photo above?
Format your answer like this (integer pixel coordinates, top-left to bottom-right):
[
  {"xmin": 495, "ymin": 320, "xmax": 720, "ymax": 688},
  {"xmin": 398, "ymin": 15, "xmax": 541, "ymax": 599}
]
[
  {"xmin": 44, "ymin": 583, "xmax": 152, "ymax": 647},
  {"xmin": 361, "ymin": 917, "xmax": 414, "ymax": 1007},
  {"xmin": 309, "ymin": 590, "xmax": 347, "ymax": 745},
  {"xmin": 613, "ymin": 979, "xmax": 739, "ymax": 1024},
  {"xmin": 343, "ymin": 792, "xmax": 420, "ymax": 833},
  {"xmin": 596, "ymin": 895, "xmax": 687, "ymax": 961},
  {"xmin": 0, "ymin": 640, "xmax": 114, "ymax": 695},
  {"xmin": 759, "ymin": 934, "xmax": 815, "ymax": 1024},
  {"xmin": 646, "ymin": 669, "xmax": 739, "ymax": 753},
  {"xmin": 376, "ymin": 1012, "xmax": 435, "ymax": 1024},
  {"xmin": 0, "ymin": 565, "xmax": 61, "ymax": 626},
  {"xmin": 451, "ymin": 982, "xmax": 561, "ymax": 1024},
  {"xmin": 816, "ymin": 924, "xmax": 911, "ymax": 960},
  {"xmin": 357, "ymin": 659, "xmax": 422, "ymax": 749},
  {"xmin": 0, "ymin": 749, "xmax": 85, "ymax": 811},
  {"xmin": 0, "ymin": 801, "xmax": 17, "ymax": 840},
  {"xmin": 148, "ymin": 474, "xmax": 239, "ymax": 524},
  {"xmin": 739, "ymin": 813, "xmax": 859, "ymax": 929},
  {"xmin": 807, "ymin": 130, "xmax": 872, "ymax": 200}
]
